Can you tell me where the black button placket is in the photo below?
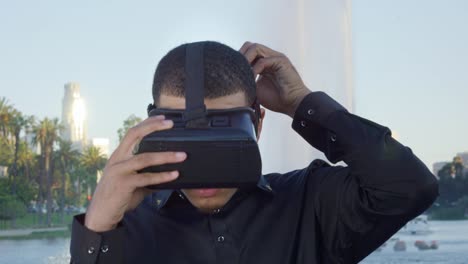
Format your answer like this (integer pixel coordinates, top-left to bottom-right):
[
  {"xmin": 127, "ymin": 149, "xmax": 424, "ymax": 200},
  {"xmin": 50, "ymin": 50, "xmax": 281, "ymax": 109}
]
[{"xmin": 207, "ymin": 211, "xmax": 237, "ymax": 264}]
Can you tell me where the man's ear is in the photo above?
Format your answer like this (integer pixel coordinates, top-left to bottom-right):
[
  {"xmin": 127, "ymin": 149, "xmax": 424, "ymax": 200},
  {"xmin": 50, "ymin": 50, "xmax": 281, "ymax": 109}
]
[{"xmin": 256, "ymin": 108, "xmax": 266, "ymax": 141}]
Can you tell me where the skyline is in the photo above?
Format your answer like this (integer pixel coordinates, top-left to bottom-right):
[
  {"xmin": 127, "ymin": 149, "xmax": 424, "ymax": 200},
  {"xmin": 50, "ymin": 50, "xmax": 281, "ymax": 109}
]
[
  {"xmin": 3, "ymin": 78, "xmax": 466, "ymax": 167},
  {"xmin": 1, "ymin": 0, "xmax": 467, "ymax": 169}
]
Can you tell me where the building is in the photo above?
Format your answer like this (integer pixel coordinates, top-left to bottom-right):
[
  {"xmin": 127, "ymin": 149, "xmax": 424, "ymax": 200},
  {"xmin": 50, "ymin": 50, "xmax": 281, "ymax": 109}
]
[{"xmin": 61, "ymin": 82, "xmax": 88, "ymax": 151}]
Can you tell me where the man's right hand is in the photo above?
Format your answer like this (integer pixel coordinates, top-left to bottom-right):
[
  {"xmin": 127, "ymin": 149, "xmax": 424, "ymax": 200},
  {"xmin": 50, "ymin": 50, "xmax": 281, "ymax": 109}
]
[{"xmin": 84, "ymin": 115, "xmax": 187, "ymax": 232}]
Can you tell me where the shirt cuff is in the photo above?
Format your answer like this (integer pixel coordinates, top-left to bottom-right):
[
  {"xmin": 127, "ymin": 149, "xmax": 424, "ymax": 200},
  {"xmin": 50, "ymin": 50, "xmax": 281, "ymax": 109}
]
[
  {"xmin": 292, "ymin": 91, "xmax": 391, "ymax": 163},
  {"xmin": 292, "ymin": 91, "xmax": 347, "ymax": 158},
  {"xmin": 293, "ymin": 91, "xmax": 347, "ymax": 125},
  {"xmin": 70, "ymin": 214, "xmax": 126, "ymax": 263}
]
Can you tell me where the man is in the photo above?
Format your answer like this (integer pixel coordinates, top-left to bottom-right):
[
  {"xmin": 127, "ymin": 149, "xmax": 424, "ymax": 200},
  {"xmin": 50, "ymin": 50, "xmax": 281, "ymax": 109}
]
[{"xmin": 70, "ymin": 41, "xmax": 438, "ymax": 263}]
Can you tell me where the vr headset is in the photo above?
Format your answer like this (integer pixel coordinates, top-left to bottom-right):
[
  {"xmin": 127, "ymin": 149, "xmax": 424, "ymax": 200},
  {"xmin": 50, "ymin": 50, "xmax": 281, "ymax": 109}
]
[{"xmin": 136, "ymin": 42, "xmax": 262, "ymax": 189}]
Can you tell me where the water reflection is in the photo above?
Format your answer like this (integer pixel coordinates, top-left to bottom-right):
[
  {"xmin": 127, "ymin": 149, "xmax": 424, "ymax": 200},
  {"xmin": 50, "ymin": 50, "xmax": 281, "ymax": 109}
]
[
  {"xmin": 0, "ymin": 238, "xmax": 69, "ymax": 264},
  {"xmin": 0, "ymin": 221, "xmax": 467, "ymax": 263},
  {"xmin": 362, "ymin": 220, "xmax": 468, "ymax": 263}
]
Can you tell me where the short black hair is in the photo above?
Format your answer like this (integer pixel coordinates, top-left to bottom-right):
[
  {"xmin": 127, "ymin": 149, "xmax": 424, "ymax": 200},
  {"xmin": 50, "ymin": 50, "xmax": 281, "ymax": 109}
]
[{"xmin": 152, "ymin": 41, "xmax": 256, "ymax": 106}]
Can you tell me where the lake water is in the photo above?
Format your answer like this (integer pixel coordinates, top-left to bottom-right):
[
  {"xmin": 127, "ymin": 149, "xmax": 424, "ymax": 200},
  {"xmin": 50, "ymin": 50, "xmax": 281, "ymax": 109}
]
[
  {"xmin": 0, "ymin": 221, "xmax": 467, "ymax": 263},
  {"xmin": 361, "ymin": 220, "xmax": 468, "ymax": 264}
]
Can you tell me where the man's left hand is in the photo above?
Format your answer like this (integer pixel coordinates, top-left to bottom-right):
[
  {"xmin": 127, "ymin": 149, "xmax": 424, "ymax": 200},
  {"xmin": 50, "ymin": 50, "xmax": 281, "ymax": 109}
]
[{"xmin": 240, "ymin": 42, "xmax": 311, "ymax": 118}]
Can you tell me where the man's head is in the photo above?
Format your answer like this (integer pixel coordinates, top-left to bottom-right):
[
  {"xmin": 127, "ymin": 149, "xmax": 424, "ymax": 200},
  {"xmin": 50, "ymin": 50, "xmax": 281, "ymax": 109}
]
[
  {"xmin": 152, "ymin": 41, "xmax": 265, "ymax": 213},
  {"xmin": 153, "ymin": 41, "xmax": 257, "ymax": 106}
]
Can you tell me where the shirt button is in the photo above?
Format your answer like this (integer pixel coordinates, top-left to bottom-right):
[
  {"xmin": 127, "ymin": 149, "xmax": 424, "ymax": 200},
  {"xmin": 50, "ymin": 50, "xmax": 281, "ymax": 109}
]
[
  {"xmin": 300, "ymin": 121, "xmax": 307, "ymax": 127},
  {"xmin": 213, "ymin": 209, "xmax": 221, "ymax": 214},
  {"xmin": 217, "ymin": 236, "xmax": 225, "ymax": 242},
  {"xmin": 330, "ymin": 134, "xmax": 337, "ymax": 142},
  {"xmin": 101, "ymin": 245, "xmax": 109, "ymax": 253},
  {"xmin": 87, "ymin": 246, "xmax": 95, "ymax": 254},
  {"xmin": 307, "ymin": 109, "xmax": 315, "ymax": 115}
]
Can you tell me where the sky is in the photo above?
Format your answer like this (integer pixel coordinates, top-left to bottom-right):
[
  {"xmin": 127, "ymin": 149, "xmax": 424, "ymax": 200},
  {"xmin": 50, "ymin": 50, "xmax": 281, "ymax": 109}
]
[
  {"xmin": 352, "ymin": 0, "xmax": 468, "ymax": 169},
  {"xmin": 1, "ymin": 0, "xmax": 467, "ymax": 170}
]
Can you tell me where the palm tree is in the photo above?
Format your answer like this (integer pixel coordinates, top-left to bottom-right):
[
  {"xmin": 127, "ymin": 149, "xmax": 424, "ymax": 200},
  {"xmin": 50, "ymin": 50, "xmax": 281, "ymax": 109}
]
[
  {"xmin": 55, "ymin": 139, "xmax": 80, "ymax": 223},
  {"xmin": 0, "ymin": 97, "xmax": 14, "ymax": 166},
  {"xmin": 0, "ymin": 97, "xmax": 13, "ymax": 137},
  {"xmin": 80, "ymin": 146, "xmax": 107, "ymax": 203},
  {"xmin": 33, "ymin": 117, "xmax": 62, "ymax": 227},
  {"xmin": 9, "ymin": 111, "xmax": 34, "ymax": 192},
  {"xmin": 16, "ymin": 141, "xmax": 37, "ymax": 182}
]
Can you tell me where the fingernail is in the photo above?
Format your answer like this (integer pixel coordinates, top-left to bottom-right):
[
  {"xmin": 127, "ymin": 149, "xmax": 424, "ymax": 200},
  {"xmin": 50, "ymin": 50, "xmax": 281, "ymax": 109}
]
[
  {"xmin": 175, "ymin": 152, "xmax": 186, "ymax": 159},
  {"xmin": 170, "ymin": 171, "xmax": 179, "ymax": 177},
  {"xmin": 154, "ymin": 115, "xmax": 165, "ymax": 120},
  {"xmin": 163, "ymin": 120, "xmax": 173, "ymax": 125}
]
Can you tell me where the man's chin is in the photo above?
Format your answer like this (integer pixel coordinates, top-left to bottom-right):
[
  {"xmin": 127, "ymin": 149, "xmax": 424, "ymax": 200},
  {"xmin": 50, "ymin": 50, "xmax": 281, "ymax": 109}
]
[
  {"xmin": 188, "ymin": 198, "xmax": 224, "ymax": 213},
  {"xmin": 182, "ymin": 188, "xmax": 238, "ymax": 213}
]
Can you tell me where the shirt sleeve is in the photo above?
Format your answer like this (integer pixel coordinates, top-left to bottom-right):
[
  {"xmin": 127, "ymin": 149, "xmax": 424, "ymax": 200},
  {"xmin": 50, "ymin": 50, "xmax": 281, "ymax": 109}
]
[
  {"xmin": 292, "ymin": 91, "xmax": 439, "ymax": 263},
  {"xmin": 70, "ymin": 214, "xmax": 126, "ymax": 264}
]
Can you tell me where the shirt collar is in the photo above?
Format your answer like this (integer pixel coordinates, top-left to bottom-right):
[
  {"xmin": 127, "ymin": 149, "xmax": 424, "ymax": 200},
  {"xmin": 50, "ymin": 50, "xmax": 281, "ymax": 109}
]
[{"xmin": 148, "ymin": 175, "xmax": 274, "ymax": 210}]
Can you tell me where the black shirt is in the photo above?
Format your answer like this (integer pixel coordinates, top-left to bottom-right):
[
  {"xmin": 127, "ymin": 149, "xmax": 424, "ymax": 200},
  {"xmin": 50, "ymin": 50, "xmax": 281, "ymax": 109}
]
[{"xmin": 70, "ymin": 92, "xmax": 438, "ymax": 264}]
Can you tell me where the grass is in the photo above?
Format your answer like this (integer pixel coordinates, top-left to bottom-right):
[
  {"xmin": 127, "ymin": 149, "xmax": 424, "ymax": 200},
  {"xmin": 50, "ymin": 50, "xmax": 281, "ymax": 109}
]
[
  {"xmin": 430, "ymin": 207, "xmax": 468, "ymax": 220},
  {"xmin": 0, "ymin": 229, "xmax": 71, "ymax": 240},
  {"xmin": 0, "ymin": 213, "xmax": 75, "ymax": 230}
]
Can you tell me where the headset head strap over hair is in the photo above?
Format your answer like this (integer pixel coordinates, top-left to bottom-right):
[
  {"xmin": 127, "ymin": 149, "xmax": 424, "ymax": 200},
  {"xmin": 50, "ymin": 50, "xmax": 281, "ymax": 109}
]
[
  {"xmin": 183, "ymin": 42, "xmax": 209, "ymax": 128},
  {"xmin": 147, "ymin": 42, "xmax": 260, "ymax": 133}
]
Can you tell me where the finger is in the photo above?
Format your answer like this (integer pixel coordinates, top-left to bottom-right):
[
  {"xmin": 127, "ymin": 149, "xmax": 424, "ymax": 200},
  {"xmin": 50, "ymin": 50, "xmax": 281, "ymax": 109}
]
[
  {"xmin": 239, "ymin": 41, "xmax": 254, "ymax": 54},
  {"xmin": 115, "ymin": 152, "xmax": 187, "ymax": 174},
  {"xmin": 110, "ymin": 115, "xmax": 166, "ymax": 161},
  {"xmin": 131, "ymin": 171, "xmax": 179, "ymax": 188},
  {"xmin": 243, "ymin": 43, "xmax": 283, "ymax": 64},
  {"xmin": 251, "ymin": 56, "xmax": 287, "ymax": 75},
  {"xmin": 113, "ymin": 116, "xmax": 173, "ymax": 160}
]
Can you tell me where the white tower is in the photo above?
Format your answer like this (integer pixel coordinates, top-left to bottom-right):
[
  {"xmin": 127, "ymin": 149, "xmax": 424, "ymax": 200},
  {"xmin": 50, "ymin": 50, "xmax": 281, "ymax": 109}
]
[
  {"xmin": 62, "ymin": 82, "xmax": 88, "ymax": 151},
  {"xmin": 254, "ymin": 0, "xmax": 354, "ymax": 173}
]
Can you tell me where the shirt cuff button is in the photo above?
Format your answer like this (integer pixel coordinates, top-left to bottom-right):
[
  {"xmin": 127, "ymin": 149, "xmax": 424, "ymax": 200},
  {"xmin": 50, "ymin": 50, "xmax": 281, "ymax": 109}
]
[
  {"xmin": 87, "ymin": 247, "xmax": 95, "ymax": 254},
  {"xmin": 101, "ymin": 245, "xmax": 109, "ymax": 253},
  {"xmin": 330, "ymin": 134, "xmax": 337, "ymax": 142},
  {"xmin": 300, "ymin": 121, "xmax": 307, "ymax": 127}
]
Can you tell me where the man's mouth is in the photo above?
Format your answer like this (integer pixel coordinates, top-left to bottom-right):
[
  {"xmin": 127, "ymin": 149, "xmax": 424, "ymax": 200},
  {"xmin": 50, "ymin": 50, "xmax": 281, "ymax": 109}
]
[{"xmin": 193, "ymin": 188, "xmax": 219, "ymax": 198}]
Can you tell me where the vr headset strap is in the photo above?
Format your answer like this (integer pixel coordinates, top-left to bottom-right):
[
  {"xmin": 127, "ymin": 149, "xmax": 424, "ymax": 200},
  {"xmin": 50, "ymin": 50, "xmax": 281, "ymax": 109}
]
[{"xmin": 184, "ymin": 42, "xmax": 208, "ymax": 128}]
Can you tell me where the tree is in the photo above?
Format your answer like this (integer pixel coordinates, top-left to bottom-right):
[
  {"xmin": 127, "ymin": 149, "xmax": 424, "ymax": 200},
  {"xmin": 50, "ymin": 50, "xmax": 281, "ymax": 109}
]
[
  {"xmin": 437, "ymin": 156, "xmax": 465, "ymax": 180},
  {"xmin": 16, "ymin": 141, "xmax": 37, "ymax": 182},
  {"xmin": 0, "ymin": 97, "xmax": 13, "ymax": 137},
  {"xmin": 438, "ymin": 163, "xmax": 454, "ymax": 180},
  {"xmin": 0, "ymin": 97, "xmax": 14, "ymax": 167},
  {"xmin": 0, "ymin": 194, "xmax": 26, "ymax": 223},
  {"xmin": 8, "ymin": 110, "xmax": 34, "ymax": 227},
  {"xmin": 80, "ymin": 146, "xmax": 107, "ymax": 203},
  {"xmin": 70, "ymin": 166, "xmax": 87, "ymax": 207},
  {"xmin": 54, "ymin": 139, "xmax": 80, "ymax": 223},
  {"xmin": 453, "ymin": 156, "xmax": 465, "ymax": 179},
  {"xmin": 117, "ymin": 114, "xmax": 142, "ymax": 142},
  {"xmin": 0, "ymin": 135, "xmax": 13, "ymax": 167},
  {"xmin": 33, "ymin": 117, "xmax": 62, "ymax": 227},
  {"xmin": 436, "ymin": 155, "xmax": 468, "ymax": 209}
]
